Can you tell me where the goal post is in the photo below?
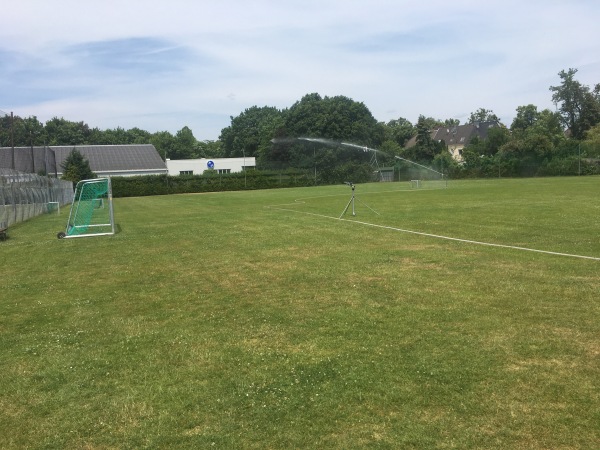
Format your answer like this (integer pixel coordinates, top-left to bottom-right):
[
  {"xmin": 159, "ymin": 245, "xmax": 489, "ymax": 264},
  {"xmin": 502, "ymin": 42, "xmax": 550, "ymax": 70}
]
[
  {"xmin": 58, "ymin": 178, "xmax": 115, "ymax": 239},
  {"xmin": 395, "ymin": 156, "xmax": 448, "ymax": 189}
]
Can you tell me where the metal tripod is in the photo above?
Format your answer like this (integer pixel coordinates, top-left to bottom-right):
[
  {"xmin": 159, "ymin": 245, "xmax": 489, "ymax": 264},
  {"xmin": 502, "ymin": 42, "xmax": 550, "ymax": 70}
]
[{"xmin": 339, "ymin": 183, "xmax": 380, "ymax": 218}]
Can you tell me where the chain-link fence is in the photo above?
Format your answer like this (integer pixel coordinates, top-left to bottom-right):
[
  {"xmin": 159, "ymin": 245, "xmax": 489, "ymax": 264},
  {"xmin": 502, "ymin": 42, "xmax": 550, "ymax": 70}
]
[{"xmin": 0, "ymin": 169, "xmax": 73, "ymax": 229}]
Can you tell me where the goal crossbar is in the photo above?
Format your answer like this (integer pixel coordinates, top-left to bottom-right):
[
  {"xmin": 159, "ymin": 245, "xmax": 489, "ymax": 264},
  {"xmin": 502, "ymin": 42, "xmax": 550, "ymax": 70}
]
[{"xmin": 59, "ymin": 178, "xmax": 115, "ymax": 239}]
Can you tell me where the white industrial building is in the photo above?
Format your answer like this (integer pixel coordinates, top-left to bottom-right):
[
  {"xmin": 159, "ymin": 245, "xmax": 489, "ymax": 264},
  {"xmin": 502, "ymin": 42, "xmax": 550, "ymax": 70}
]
[{"xmin": 166, "ymin": 157, "xmax": 256, "ymax": 176}]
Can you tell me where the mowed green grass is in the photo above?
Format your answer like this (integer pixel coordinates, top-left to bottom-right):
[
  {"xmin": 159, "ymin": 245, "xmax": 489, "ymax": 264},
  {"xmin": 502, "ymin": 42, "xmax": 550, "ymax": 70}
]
[{"xmin": 1, "ymin": 177, "xmax": 599, "ymax": 449}]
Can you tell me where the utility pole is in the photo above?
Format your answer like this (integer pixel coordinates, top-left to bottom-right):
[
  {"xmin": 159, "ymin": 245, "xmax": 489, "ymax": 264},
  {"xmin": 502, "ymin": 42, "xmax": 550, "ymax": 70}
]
[
  {"xmin": 11, "ymin": 111, "xmax": 15, "ymax": 170},
  {"xmin": 242, "ymin": 147, "xmax": 246, "ymax": 188},
  {"xmin": 30, "ymin": 131, "xmax": 35, "ymax": 173}
]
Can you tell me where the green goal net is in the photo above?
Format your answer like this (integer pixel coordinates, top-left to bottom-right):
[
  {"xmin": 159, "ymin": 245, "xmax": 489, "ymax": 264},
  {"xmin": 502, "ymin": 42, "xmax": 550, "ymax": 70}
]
[{"xmin": 58, "ymin": 178, "xmax": 115, "ymax": 239}]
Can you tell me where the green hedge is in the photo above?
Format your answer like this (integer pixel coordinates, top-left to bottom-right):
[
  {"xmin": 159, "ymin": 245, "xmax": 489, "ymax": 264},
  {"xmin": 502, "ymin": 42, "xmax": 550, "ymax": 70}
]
[
  {"xmin": 111, "ymin": 170, "xmax": 317, "ymax": 198},
  {"xmin": 111, "ymin": 158, "xmax": 600, "ymax": 198},
  {"xmin": 447, "ymin": 156, "xmax": 600, "ymax": 179}
]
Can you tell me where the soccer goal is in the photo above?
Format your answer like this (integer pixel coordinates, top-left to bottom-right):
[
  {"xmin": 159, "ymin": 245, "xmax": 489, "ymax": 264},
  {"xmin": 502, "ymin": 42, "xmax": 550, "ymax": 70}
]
[
  {"xmin": 395, "ymin": 156, "xmax": 448, "ymax": 190},
  {"xmin": 58, "ymin": 178, "xmax": 115, "ymax": 239}
]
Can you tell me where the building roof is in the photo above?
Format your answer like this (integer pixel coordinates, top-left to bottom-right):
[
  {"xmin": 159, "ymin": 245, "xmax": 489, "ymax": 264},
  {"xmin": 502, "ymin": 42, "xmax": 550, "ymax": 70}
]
[
  {"xmin": 432, "ymin": 121, "xmax": 500, "ymax": 147},
  {"xmin": 52, "ymin": 144, "xmax": 166, "ymax": 174},
  {"xmin": 0, "ymin": 144, "xmax": 167, "ymax": 175}
]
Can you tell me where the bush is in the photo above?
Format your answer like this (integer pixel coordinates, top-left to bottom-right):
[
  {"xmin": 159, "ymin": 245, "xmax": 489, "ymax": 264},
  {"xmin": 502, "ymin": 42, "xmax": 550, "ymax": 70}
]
[{"xmin": 111, "ymin": 170, "xmax": 317, "ymax": 198}]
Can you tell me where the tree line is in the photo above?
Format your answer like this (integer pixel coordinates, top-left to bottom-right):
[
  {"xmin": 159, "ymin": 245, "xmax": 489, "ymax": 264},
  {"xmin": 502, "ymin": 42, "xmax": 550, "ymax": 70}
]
[
  {"xmin": 2, "ymin": 68, "xmax": 600, "ymax": 180},
  {"xmin": 0, "ymin": 118, "xmax": 222, "ymax": 160}
]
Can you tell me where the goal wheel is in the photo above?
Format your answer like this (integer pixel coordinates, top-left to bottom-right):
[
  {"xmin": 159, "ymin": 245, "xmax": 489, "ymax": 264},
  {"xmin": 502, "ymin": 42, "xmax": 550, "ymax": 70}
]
[{"xmin": 57, "ymin": 232, "xmax": 66, "ymax": 239}]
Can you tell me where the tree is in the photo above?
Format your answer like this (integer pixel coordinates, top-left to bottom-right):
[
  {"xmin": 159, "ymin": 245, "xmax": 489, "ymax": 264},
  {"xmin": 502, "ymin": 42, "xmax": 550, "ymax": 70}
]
[
  {"xmin": 511, "ymin": 104, "xmax": 540, "ymax": 132},
  {"xmin": 282, "ymin": 93, "xmax": 382, "ymax": 145},
  {"xmin": 416, "ymin": 116, "xmax": 444, "ymax": 130},
  {"xmin": 468, "ymin": 108, "xmax": 500, "ymax": 124},
  {"xmin": 549, "ymin": 68, "xmax": 600, "ymax": 140},
  {"xmin": 582, "ymin": 122, "xmax": 600, "ymax": 158},
  {"xmin": 127, "ymin": 127, "xmax": 152, "ymax": 144},
  {"xmin": 584, "ymin": 122, "xmax": 600, "ymax": 144},
  {"xmin": 482, "ymin": 127, "xmax": 510, "ymax": 156},
  {"xmin": 61, "ymin": 148, "xmax": 95, "ymax": 184},
  {"xmin": 531, "ymin": 109, "xmax": 564, "ymax": 147},
  {"xmin": 443, "ymin": 118, "xmax": 460, "ymax": 127},
  {"xmin": 220, "ymin": 106, "xmax": 284, "ymax": 159},
  {"xmin": 196, "ymin": 140, "xmax": 224, "ymax": 158},
  {"xmin": 412, "ymin": 115, "xmax": 444, "ymax": 162},
  {"xmin": 0, "ymin": 113, "xmax": 46, "ymax": 147},
  {"xmin": 0, "ymin": 113, "xmax": 13, "ymax": 147},
  {"xmin": 171, "ymin": 126, "xmax": 197, "ymax": 159},
  {"xmin": 45, "ymin": 117, "xmax": 92, "ymax": 145},
  {"xmin": 266, "ymin": 93, "xmax": 386, "ymax": 177},
  {"xmin": 379, "ymin": 139, "xmax": 403, "ymax": 157},
  {"xmin": 150, "ymin": 131, "xmax": 177, "ymax": 161},
  {"xmin": 383, "ymin": 117, "xmax": 415, "ymax": 147}
]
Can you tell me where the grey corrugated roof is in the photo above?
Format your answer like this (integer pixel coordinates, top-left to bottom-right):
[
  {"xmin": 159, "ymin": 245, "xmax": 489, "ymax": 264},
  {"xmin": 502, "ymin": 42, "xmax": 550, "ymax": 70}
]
[
  {"xmin": 1, "ymin": 144, "xmax": 166, "ymax": 174},
  {"xmin": 51, "ymin": 144, "xmax": 166, "ymax": 173}
]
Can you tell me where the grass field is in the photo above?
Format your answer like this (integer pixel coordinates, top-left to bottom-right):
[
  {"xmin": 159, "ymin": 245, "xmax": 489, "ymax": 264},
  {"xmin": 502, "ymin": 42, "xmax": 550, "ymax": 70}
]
[{"xmin": 1, "ymin": 177, "xmax": 599, "ymax": 449}]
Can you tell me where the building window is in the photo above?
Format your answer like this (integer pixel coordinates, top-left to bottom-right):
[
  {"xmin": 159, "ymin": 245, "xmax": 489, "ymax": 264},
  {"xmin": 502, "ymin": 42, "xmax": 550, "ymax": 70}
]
[
  {"xmin": 179, "ymin": 170, "xmax": 193, "ymax": 175},
  {"xmin": 217, "ymin": 169, "xmax": 231, "ymax": 174}
]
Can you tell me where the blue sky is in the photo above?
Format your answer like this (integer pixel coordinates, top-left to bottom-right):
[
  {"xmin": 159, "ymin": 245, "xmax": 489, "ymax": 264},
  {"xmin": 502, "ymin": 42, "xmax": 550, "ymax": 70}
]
[{"xmin": 2, "ymin": 0, "xmax": 599, "ymax": 140}]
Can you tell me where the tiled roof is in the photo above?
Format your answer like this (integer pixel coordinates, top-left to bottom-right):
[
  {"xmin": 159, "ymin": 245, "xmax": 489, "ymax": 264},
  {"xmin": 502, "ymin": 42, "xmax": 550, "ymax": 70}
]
[
  {"xmin": 432, "ymin": 121, "xmax": 499, "ymax": 146},
  {"xmin": 404, "ymin": 121, "xmax": 500, "ymax": 148}
]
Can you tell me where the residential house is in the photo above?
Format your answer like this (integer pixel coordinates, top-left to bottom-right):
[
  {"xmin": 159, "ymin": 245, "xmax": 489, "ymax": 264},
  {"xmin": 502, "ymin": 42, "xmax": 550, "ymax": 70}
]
[{"xmin": 405, "ymin": 121, "xmax": 501, "ymax": 161}]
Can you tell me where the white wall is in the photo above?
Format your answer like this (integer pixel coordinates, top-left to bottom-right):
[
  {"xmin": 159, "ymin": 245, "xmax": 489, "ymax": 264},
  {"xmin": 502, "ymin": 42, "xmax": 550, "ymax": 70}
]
[{"xmin": 166, "ymin": 157, "xmax": 256, "ymax": 176}]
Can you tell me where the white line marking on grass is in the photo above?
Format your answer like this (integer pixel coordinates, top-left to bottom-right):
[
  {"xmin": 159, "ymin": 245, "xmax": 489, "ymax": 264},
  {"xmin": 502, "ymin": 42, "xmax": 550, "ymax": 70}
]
[
  {"xmin": 347, "ymin": 218, "xmax": 600, "ymax": 261},
  {"xmin": 266, "ymin": 204, "xmax": 600, "ymax": 262}
]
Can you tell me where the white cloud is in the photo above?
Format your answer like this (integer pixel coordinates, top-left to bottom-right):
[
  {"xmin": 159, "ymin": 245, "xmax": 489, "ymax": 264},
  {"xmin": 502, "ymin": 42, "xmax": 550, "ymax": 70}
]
[{"xmin": 2, "ymin": 0, "xmax": 599, "ymax": 139}]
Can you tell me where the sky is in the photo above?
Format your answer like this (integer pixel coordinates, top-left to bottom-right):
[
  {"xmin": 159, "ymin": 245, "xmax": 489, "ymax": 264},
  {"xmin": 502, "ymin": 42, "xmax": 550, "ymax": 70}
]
[{"xmin": 2, "ymin": 0, "xmax": 600, "ymax": 141}]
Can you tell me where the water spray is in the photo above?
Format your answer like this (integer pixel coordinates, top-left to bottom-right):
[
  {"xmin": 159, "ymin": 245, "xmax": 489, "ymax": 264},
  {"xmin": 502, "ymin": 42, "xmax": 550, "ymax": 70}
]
[
  {"xmin": 394, "ymin": 156, "xmax": 444, "ymax": 177},
  {"xmin": 272, "ymin": 136, "xmax": 446, "ymax": 184}
]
